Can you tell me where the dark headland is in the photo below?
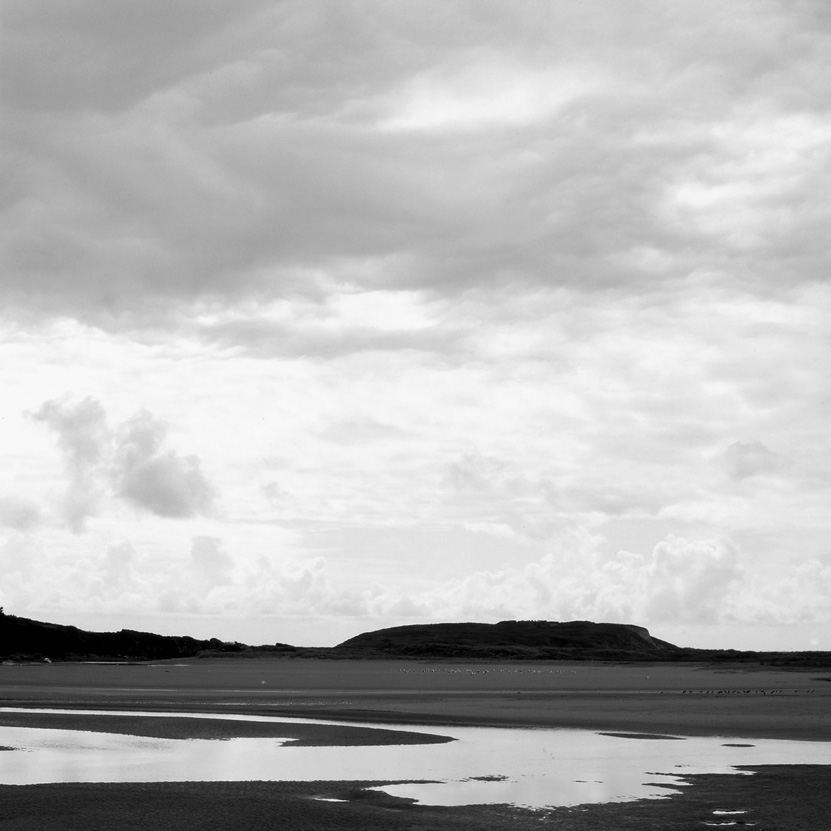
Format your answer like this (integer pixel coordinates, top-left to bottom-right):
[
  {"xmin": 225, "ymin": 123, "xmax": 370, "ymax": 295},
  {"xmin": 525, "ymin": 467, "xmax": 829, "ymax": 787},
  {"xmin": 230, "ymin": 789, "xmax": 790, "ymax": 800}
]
[{"xmin": 2, "ymin": 610, "xmax": 830, "ymax": 666}]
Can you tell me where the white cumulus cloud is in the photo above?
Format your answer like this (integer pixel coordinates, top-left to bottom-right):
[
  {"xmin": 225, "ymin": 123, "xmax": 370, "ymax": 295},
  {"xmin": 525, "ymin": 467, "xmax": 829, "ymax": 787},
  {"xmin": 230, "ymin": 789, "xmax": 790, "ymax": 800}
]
[
  {"xmin": 115, "ymin": 411, "xmax": 215, "ymax": 519},
  {"xmin": 31, "ymin": 397, "xmax": 216, "ymax": 527}
]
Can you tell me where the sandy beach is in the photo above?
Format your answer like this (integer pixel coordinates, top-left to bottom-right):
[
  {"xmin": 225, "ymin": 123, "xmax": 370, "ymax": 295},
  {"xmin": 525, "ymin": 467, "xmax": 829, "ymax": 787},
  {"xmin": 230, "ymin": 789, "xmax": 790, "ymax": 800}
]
[{"xmin": 1, "ymin": 658, "xmax": 830, "ymax": 828}]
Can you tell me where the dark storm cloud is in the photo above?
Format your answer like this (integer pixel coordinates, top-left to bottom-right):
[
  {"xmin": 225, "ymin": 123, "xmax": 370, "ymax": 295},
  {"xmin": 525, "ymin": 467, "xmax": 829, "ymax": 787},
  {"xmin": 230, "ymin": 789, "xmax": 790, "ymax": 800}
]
[
  {"xmin": 0, "ymin": 0, "xmax": 273, "ymax": 113},
  {"xmin": 2, "ymin": 1, "xmax": 829, "ymax": 335}
]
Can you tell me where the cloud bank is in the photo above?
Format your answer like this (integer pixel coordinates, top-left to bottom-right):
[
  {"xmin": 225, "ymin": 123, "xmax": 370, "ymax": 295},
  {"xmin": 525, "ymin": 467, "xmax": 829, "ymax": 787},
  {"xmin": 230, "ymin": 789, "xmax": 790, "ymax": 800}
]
[
  {"xmin": 0, "ymin": 1, "xmax": 828, "ymax": 648},
  {"xmin": 3, "ymin": 1, "xmax": 830, "ymax": 332}
]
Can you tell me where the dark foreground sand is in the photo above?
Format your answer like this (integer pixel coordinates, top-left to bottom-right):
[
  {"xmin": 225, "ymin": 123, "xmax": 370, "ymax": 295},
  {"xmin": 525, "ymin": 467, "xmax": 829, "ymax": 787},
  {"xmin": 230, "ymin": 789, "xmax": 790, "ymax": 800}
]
[
  {"xmin": 1, "ymin": 658, "xmax": 830, "ymax": 828},
  {"xmin": 1, "ymin": 767, "xmax": 830, "ymax": 831}
]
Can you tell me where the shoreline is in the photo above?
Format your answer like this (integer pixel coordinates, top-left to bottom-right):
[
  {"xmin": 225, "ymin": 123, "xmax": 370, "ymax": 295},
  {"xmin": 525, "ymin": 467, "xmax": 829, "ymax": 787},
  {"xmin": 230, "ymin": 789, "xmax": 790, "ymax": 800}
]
[
  {"xmin": 2, "ymin": 659, "xmax": 830, "ymax": 827},
  {"xmin": 0, "ymin": 767, "xmax": 829, "ymax": 831},
  {"xmin": 2, "ymin": 689, "xmax": 829, "ymax": 742}
]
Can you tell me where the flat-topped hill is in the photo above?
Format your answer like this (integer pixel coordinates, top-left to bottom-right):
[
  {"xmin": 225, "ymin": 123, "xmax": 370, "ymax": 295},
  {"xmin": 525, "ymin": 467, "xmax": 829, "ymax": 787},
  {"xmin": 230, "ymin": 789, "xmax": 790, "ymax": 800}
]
[{"xmin": 336, "ymin": 620, "xmax": 681, "ymax": 660}]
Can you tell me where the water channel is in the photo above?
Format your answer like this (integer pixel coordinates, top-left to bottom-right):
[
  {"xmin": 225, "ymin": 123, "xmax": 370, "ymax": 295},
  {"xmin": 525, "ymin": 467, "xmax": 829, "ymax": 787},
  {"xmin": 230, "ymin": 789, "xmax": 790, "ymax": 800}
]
[{"xmin": 2, "ymin": 708, "xmax": 831, "ymax": 810}]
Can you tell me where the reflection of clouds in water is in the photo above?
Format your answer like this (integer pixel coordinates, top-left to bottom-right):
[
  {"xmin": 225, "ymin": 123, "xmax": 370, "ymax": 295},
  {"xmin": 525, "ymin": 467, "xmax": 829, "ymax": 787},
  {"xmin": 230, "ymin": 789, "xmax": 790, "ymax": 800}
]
[{"xmin": 0, "ymin": 709, "xmax": 830, "ymax": 809}]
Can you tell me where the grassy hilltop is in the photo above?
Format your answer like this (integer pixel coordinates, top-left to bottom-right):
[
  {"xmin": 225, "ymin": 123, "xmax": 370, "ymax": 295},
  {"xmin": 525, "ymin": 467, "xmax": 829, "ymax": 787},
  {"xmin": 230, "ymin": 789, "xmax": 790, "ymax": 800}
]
[{"xmin": 336, "ymin": 620, "xmax": 681, "ymax": 660}]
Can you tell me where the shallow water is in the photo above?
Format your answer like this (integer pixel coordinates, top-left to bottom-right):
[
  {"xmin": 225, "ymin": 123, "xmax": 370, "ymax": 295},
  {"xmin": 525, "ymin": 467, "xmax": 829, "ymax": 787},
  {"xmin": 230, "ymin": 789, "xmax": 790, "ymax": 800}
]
[{"xmin": 1, "ymin": 708, "xmax": 831, "ymax": 810}]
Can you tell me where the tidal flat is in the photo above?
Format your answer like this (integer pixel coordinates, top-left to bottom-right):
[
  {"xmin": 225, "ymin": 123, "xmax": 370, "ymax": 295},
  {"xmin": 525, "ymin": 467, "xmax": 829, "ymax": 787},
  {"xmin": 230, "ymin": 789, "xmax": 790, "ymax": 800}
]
[{"xmin": 1, "ymin": 658, "xmax": 829, "ymax": 829}]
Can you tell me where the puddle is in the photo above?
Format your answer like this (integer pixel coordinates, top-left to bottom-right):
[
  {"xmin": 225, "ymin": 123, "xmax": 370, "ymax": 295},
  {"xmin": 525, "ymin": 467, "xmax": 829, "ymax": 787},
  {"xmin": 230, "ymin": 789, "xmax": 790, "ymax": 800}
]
[{"xmin": 1, "ymin": 708, "xmax": 830, "ymax": 810}]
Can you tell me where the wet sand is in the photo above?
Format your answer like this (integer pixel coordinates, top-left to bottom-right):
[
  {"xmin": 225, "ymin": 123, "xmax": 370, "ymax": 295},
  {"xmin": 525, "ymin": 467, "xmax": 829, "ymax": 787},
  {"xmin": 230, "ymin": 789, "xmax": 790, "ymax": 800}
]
[
  {"xmin": 1, "ymin": 658, "xmax": 830, "ymax": 828},
  {"xmin": 2, "ymin": 657, "xmax": 829, "ymax": 740},
  {"xmin": 0, "ymin": 767, "xmax": 829, "ymax": 831},
  {"xmin": 0, "ymin": 710, "xmax": 453, "ymax": 746}
]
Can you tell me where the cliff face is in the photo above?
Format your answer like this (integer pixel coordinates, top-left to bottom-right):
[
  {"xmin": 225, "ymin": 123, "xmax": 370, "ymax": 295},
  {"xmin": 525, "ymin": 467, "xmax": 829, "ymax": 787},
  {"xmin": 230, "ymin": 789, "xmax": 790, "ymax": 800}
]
[{"xmin": 336, "ymin": 620, "xmax": 681, "ymax": 659}]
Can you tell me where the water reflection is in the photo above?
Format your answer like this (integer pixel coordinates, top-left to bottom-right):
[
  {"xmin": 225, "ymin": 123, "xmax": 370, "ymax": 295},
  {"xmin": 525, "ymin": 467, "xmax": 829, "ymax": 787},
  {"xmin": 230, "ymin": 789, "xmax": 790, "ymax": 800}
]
[{"xmin": 1, "ymin": 708, "xmax": 831, "ymax": 810}]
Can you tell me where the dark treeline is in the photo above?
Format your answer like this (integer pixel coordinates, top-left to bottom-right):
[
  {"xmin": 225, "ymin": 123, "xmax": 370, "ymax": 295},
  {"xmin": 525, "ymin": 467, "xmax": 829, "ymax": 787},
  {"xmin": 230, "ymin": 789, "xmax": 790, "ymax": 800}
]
[{"xmin": 0, "ymin": 612, "xmax": 233, "ymax": 662}]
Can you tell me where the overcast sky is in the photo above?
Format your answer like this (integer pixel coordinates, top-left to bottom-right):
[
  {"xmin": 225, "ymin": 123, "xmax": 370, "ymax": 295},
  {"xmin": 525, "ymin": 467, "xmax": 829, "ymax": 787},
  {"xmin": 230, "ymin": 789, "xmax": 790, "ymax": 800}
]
[{"xmin": 1, "ymin": 0, "xmax": 829, "ymax": 649}]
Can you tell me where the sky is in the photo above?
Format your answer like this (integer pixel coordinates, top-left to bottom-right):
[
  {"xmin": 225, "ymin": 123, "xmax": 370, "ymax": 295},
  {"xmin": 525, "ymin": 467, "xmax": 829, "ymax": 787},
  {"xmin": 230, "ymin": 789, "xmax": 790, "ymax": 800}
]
[{"xmin": 1, "ymin": 0, "xmax": 829, "ymax": 650}]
